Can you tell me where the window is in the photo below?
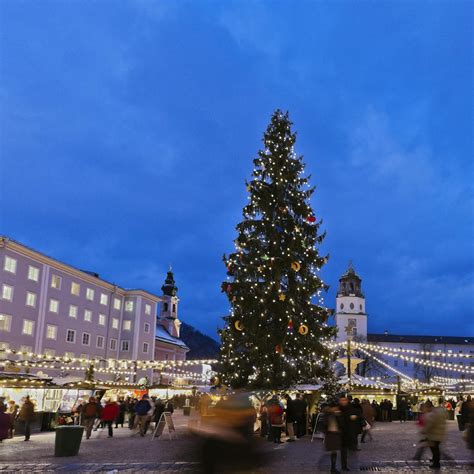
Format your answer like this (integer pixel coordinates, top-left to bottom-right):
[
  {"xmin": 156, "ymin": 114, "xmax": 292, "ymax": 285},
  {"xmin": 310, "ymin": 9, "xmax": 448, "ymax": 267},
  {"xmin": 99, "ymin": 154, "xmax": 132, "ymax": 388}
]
[
  {"xmin": 114, "ymin": 298, "xmax": 121, "ymax": 310},
  {"xmin": 143, "ymin": 342, "xmax": 149, "ymax": 353},
  {"xmin": 1, "ymin": 284, "xmax": 13, "ymax": 301},
  {"xmin": 20, "ymin": 345, "xmax": 32, "ymax": 354},
  {"xmin": 349, "ymin": 302, "xmax": 354, "ymax": 310},
  {"xmin": 110, "ymin": 338, "xmax": 117, "ymax": 350},
  {"xmin": 64, "ymin": 351, "xmax": 75, "ymax": 359},
  {"xmin": 144, "ymin": 322, "xmax": 150, "ymax": 334},
  {"xmin": 66, "ymin": 329, "xmax": 76, "ymax": 343},
  {"xmin": 172, "ymin": 304, "xmax": 176, "ymax": 313},
  {"xmin": 403, "ymin": 360, "xmax": 408, "ymax": 367},
  {"xmin": 145, "ymin": 304, "xmax": 151, "ymax": 315},
  {"xmin": 121, "ymin": 340, "xmax": 129, "ymax": 352},
  {"xmin": 96, "ymin": 336, "xmax": 104, "ymax": 348},
  {"xmin": 44, "ymin": 348, "xmax": 55, "ymax": 357},
  {"xmin": 163, "ymin": 302, "xmax": 168, "ymax": 312},
  {"xmin": 125, "ymin": 300, "xmax": 134, "ymax": 312},
  {"xmin": 28, "ymin": 265, "xmax": 39, "ymax": 281},
  {"xmin": 51, "ymin": 274, "xmax": 61, "ymax": 289},
  {"xmin": 71, "ymin": 282, "xmax": 80, "ymax": 296},
  {"xmin": 22, "ymin": 320, "xmax": 34, "ymax": 336},
  {"xmin": 84, "ymin": 309, "xmax": 92, "ymax": 322},
  {"xmin": 86, "ymin": 288, "xmax": 95, "ymax": 301},
  {"xmin": 0, "ymin": 342, "xmax": 9, "ymax": 351},
  {"xmin": 100, "ymin": 293, "xmax": 108, "ymax": 305},
  {"xmin": 26, "ymin": 291, "xmax": 37, "ymax": 307},
  {"xmin": 46, "ymin": 324, "xmax": 57, "ymax": 340},
  {"xmin": 49, "ymin": 298, "xmax": 59, "ymax": 313},
  {"xmin": 123, "ymin": 320, "xmax": 132, "ymax": 331},
  {"xmin": 112, "ymin": 318, "xmax": 119, "ymax": 329},
  {"xmin": 82, "ymin": 333, "xmax": 90, "ymax": 346},
  {"xmin": 340, "ymin": 303, "xmax": 344, "ymax": 310},
  {"xmin": 98, "ymin": 314, "xmax": 106, "ymax": 326},
  {"xmin": 394, "ymin": 359, "xmax": 399, "ymax": 367},
  {"xmin": 69, "ymin": 305, "xmax": 78, "ymax": 318},
  {"xmin": 4, "ymin": 256, "xmax": 17, "ymax": 273},
  {"xmin": 0, "ymin": 314, "xmax": 12, "ymax": 332}
]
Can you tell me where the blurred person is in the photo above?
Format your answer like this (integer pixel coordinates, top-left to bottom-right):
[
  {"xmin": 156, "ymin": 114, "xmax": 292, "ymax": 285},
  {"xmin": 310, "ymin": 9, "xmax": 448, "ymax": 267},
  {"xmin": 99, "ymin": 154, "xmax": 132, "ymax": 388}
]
[
  {"xmin": 423, "ymin": 399, "xmax": 447, "ymax": 469},
  {"xmin": 0, "ymin": 404, "xmax": 12, "ymax": 443},
  {"xmin": 18, "ymin": 396, "xmax": 34, "ymax": 441},
  {"xmin": 284, "ymin": 394, "xmax": 296, "ymax": 442},
  {"xmin": 398, "ymin": 397, "xmax": 408, "ymax": 423},
  {"xmin": 348, "ymin": 398, "xmax": 363, "ymax": 450},
  {"xmin": 455, "ymin": 396, "xmax": 464, "ymax": 431},
  {"xmin": 294, "ymin": 393, "xmax": 308, "ymax": 437},
  {"xmin": 135, "ymin": 394, "xmax": 152, "ymax": 437},
  {"xmin": 83, "ymin": 397, "xmax": 101, "ymax": 440},
  {"xmin": 323, "ymin": 399, "xmax": 349, "ymax": 473},
  {"xmin": 6, "ymin": 400, "xmax": 18, "ymax": 438},
  {"xmin": 258, "ymin": 401, "xmax": 269, "ymax": 438},
  {"xmin": 153, "ymin": 398, "xmax": 166, "ymax": 427},
  {"xmin": 268, "ymin": 395, "xmax": 285, "ymax": 443},
  {"xmin": 361, "ymin": 399, "xmax": 375, "ymax": 443},
  {"xmin": 462, "ymin": 396, "xmax": 474, "ymax": 451},
  {"xmin": 127, "ymin": 398, "xmax": 137, "ymax": 429},
  {"xmin": 115, "ymin": 397, "xmax": 126, "ymax": 428},
  {"xmin": 165, "ymin": 399, "xmax": 174, "ymax": 414},
  {"xmin": 101, "ymin": 399, "xmax": 119, "ymax": 438}
]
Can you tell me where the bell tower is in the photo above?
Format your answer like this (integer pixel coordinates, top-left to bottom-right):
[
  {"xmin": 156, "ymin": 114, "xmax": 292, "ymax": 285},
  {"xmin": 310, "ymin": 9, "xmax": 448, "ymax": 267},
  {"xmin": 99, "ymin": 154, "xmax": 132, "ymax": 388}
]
[
  {"xmin": 335, "ymin": 262, "xmax": 367, "ymax": 342},
  {"xmin": 158, "ymin": 267, "xmax": 181, "ymax": 338}
]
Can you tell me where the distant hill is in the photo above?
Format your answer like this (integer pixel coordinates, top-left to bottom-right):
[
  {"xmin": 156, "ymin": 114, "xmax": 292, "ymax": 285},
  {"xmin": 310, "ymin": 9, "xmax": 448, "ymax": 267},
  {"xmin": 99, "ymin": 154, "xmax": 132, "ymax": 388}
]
[{"xmin": 180, "ymin": 322, "xmax": 220, "ymax": 359}]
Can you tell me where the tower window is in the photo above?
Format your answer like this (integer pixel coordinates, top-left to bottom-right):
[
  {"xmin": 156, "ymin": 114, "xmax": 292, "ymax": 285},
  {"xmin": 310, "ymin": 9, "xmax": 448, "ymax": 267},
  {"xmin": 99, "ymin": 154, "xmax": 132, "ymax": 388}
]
[
  {"xmin": 359, "ymin": 304, "xmax": 362, "ymax": 310},
  {"xmin": 340, "ymin": 303, "xmax": 344, "ymax": 310},
  {"xmin": 163, "ymin": 302, "xmax": 168, "ymax": 312},
  {"xmin": 172, "ymin": 304, "xmax": 176, "ymax": 314},
  {"xmin": 350, "ymin": 303, "xmax": 354, "ymax": 310},
  {"xmin": 350, "ymin": 282, "xmax": 354, "ymax": 292}
]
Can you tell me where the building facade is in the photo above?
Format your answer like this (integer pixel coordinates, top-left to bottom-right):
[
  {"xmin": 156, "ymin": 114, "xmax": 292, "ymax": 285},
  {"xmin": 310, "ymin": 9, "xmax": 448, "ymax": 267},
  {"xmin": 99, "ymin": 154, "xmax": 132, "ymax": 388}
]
[
  {"xmin": 0, "ymin": 237, "xmax": 189, "ymax": 379},
  {"xmin": 334, "ymin": 263, "xmax": 474, "ymax": 381}
]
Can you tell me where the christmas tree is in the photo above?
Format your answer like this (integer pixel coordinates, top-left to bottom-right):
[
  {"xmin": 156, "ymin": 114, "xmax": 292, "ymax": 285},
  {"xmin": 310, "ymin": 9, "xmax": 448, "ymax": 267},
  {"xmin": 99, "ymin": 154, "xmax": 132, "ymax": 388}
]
[{"xmin": 219, "ymin": 110, "xmax": 335, "ymax": 389}]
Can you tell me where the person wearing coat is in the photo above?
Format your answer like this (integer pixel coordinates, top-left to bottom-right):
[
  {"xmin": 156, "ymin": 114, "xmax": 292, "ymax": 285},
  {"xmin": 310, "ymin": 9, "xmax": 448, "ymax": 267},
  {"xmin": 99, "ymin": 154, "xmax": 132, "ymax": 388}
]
[
  {"xmin": 0, "ymin": 404, "xmax": 12, "ymax": 442},
  {"xmin": 323, "ymin": 401, "xmax": 349, "ymax": 474},
  {"xmin": 101, "ymin": 399, "xmax": 119, "ymax": 438},
  {"xmin": 284, "ymin": 394, "xmax": 297, "ymax": 442},
  {"xmin": 18, "ymin": 396, "xmax": 35, "ymax": 441},
  {"xmin": 267, "ymin": 396, "xmax": 284, "ymax": 444},
  {"xmin": 348, "ymin": 398, "xmax": 363, "ymax": 450},
  {"xmin": 361, "ymin": 399, "xmax": 375, "ymax": 443},
  {"xmin": 115, "ymin": 398, "xmax": 126, "ymax": 428},
  {"xmin": 82, "ymin": 397, "xmax": 102, "ymax": 439},
  {"xmin": 423, "ymin": 400, "xmax": 447, "ymax": 469}
]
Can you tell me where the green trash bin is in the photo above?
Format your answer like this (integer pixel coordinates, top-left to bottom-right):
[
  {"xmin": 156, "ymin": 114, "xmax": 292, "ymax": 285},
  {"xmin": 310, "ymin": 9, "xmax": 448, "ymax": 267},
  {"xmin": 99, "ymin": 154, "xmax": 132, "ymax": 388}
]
[{"xmin": 55, "ymin": 425, "xmax": 84, "ymax": 457}]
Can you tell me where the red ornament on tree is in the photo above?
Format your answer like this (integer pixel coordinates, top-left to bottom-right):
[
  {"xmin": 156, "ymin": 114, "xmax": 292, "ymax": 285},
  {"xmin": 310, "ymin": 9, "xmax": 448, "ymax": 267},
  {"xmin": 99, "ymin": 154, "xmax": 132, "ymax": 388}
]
[{"xmin": 307, "ymin": 215, "xmax": 316, "ymax": 223}]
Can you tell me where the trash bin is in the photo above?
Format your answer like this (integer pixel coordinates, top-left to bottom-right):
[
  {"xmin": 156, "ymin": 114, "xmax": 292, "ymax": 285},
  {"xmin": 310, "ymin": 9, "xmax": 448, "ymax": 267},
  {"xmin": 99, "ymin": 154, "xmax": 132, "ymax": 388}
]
[
  {"xmin": 55, "ymin": 425, "xmax": 84, "ymax": 457},
  {"xmin": 183, "ymin": 406, "xmax": 191, "ymax": 416}
]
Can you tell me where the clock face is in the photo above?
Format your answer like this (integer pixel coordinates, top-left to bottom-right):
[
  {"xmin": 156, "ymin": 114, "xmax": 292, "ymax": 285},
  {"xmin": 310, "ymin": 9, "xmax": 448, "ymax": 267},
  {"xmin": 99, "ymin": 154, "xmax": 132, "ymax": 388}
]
[{"xmin": 350, "ymin": 303, "xmax": 354, "ymax": 310}]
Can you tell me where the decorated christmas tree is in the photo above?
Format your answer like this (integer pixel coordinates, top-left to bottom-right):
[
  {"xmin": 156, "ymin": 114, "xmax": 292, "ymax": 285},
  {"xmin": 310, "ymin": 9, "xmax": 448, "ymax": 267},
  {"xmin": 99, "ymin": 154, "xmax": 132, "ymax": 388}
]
[{"xmin": 219, "ymin": 110, "xmax": 335, "ymax": 389}]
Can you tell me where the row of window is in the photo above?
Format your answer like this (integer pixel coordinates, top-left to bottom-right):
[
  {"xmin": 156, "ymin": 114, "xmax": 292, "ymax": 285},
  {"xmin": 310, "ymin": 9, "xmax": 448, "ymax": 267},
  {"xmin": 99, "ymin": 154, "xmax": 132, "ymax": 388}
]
[
  {"xmin": 0, "ymin": 313, "xmax": 150, "ymax": 335},
  {"xmin": 3, "ymin": 257, "xmax": 152, "ymax": 315}
]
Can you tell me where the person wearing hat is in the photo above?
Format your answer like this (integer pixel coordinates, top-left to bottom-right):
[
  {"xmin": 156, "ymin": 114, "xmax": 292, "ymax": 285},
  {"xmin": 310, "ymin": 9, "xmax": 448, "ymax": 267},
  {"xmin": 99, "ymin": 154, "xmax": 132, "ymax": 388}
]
[{"xmin": 82, "ymin": 397, "xmax": 102, "ymax": 439}]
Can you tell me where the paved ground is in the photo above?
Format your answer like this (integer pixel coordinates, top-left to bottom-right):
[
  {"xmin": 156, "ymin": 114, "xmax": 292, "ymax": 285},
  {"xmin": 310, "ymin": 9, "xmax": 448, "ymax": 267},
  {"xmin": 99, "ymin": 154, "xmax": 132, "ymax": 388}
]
[{"xmin": 0, "ymin": 415, "xmax": 472, "ymax": 472}]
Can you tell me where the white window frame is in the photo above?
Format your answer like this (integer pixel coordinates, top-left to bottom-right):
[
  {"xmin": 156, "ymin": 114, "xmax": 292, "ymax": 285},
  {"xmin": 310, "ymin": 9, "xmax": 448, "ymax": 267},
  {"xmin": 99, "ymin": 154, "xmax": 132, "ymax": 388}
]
[
  {"xmin": 110, "ymin": 338, "xmax": 117, "ymax": 350},
  {"xmin": 122, "ymin": 320, "xmax": 132, "ymax": 331},
  {"xmin": 145, "ymin": 303, "xmax": 151, "ymax": 315},
  {"xmin": 84, "ymin": 309, "xmax": 92, "ymax": 322},
  {"xmin": 66, "ymin": 329, "xmax": 76, "ymax": 343},
  {"xmin": 82, "ymin": 332, "xmax": 91, "ymax": 346},
  {"xmin": 143, "ymin": 342, "xmax": 149, "ymax": 353},
  {"xmin": 64, "ymin": 351, "xmax": 75, "ymax": 359},
  {"xmin": 28, "ymin": 265, "xmax": 39, "ymax": 282},
  {"xmin": 121, "ymin": 340, "xmax": 130, "ymax": 352},
  {"xmin": 51, "ymin": 274, "xmax": 62, "ymax": 289},
  {"xmin": 113, "ymin": 298, "xmax": 121, "ymax": 310},
  {"xmin": 1, "ymin": 284, "xmax": 13, "ymax": 301},
  {"xmin": 98, "ymin": 313, "xmax": 106, "ymax": 326},
  {"xmin": 22, "ymin": 319, "xmax": 35, "ymax": 336},
  {"xmin": 49, "ymin": 298, "xmax": 59, "ymax": 313},
  {"xmin": 0, "ymin": 342, "xmax": 9, "ymax": 350},
  {"xmin": 71, "ymin": 282, "xmax": 80, "ymax": 296},
  {"xmin": 44, "ymin": 348, "xmax": 56, "ymax": 357},
  {"xmin": 86, "ymin": 288, "xmax": 95, "ymax": 301},
  {"xmin": 125, "ymin": 300, "xmax": 134, "ymax": 312},
  {"xmin": 144, "ymin": 322, "xmax": 150, "ymax": 334},
  {"xmin": 26, "ymin": 291, "xmax": 37, "ymax": 307},
  {"xmin": 46, "ymin": 324, "xmax": 57, "ymax": 340},
  {"xmin": 69, "ymin": 305, "xmax": 78, "ymax": 318},
  {"xmin": 96, "ymin": 335, "xmax": 104, "ymax": 348},
  {"xmin": 0, "ymin": 314, "xmax": 12, "ymax": 332},
  {"xmin": 100, "ymin": 293, "xmax": 108, "ymax": 305},
  {"xmin": 20, "ymin": 345, "xmax": 33, "ymax": 354},
  {"xmin": 4, "ymin": 256, "xmax": 17, "ymax": 274},
  {"xmin": 112, "ymin": 318, "xmax": 119, "ymax": 329}
]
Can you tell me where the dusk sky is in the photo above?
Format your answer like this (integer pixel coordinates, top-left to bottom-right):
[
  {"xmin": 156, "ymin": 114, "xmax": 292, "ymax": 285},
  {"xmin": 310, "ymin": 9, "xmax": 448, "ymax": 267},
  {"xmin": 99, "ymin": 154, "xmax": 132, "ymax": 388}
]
[{"xmin": 1, "ymin": 1, "xmax": 472, "ymax": 340}]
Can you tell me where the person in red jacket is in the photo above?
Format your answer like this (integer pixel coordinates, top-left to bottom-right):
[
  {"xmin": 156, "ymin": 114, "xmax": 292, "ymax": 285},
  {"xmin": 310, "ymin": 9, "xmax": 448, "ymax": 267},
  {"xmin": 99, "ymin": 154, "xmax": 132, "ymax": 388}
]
[{"xmin": 101, "ymin": 399, "xmax": 119, "ymax": 438}]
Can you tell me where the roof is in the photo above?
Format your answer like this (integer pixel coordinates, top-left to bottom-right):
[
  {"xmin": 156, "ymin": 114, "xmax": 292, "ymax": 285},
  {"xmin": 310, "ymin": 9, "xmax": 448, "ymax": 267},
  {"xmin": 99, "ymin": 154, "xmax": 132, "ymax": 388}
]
[
  {"xmin": 1, "ymin": 235, "xmax": 161, "ymax": 301},
  {"xmin": 155, "ymin": 325, "xmax": 189, "ymax": 350},
  {"xmin": 368, "ymin": 333, "xmax": 474, "ymax": 345}
]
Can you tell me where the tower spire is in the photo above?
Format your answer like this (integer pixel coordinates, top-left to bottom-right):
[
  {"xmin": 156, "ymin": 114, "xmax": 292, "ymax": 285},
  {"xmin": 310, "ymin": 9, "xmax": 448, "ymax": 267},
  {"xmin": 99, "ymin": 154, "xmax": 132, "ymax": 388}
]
[{"xmin": 161, "ymin": 268, "xmax": 178, "ymax": 297}]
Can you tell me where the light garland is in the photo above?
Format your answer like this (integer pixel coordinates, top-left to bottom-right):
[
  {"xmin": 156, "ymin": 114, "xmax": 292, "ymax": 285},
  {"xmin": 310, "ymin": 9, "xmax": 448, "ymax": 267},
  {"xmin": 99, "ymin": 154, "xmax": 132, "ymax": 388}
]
[{"xmin": 353, "ymin": 342, "xmax": 474, "ymax": 359}]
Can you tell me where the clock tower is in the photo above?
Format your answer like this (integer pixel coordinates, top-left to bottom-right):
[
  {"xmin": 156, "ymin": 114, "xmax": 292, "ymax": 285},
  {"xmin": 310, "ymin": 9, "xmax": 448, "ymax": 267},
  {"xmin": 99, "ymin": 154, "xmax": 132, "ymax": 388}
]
[{"xmin": 335, "ymin": 262, "xmax": 368, "ymax": 342}]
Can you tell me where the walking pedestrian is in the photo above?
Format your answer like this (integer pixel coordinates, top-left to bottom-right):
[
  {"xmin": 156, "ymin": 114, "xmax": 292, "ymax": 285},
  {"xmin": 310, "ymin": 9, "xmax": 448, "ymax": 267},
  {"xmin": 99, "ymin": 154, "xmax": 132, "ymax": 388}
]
[
  {"xmin": 267, "ymin": 396, "xmax": 284, "ymax": 444},
  {"xmin": 0, "ymin": 404, "xmax": 12, "ymax": 443},
  {"xmin": 348, "ymin": 398, "xmax": 363, "ymax": 450},
  {"xmin": 294, "ymin": 393, "xmax": 308, "ymax": 437},
  {"xmin": 6, "ymin": 400, "xmax": 18, "ymax": 438},
  {"xmin": 284, "ymin": 394, "xmax": 297, "ymax": 442},
  {"xmin": 18, "ymin": 396, "xmax": 35, "ymax": 441},
  {"xmin": 115, "ymin": 398, "xmax": 126, "ymax": 428},
  {"xmin": 323, "ymin": 400, "xmax": 349, "ymax": 473},
  {"xmin": 135, "ymin": 394, "xmax": 152, "ymax": 437},
  {"xmin": 101, "ymin": 399, "xmax": 119, "ymax": 438},
  {"xmin": 361, "ymin": 399, "xmax": 375, "ymax": 443},
  {"xmin": 398, "ymin": 397, "xmax": 408, "ymax": 423},
  {"xmin": 82, "ymin": 397, "xmax": 101, "ymax": 439},
  {"xmin": 423, "ymin": 400, "xmax": 446, "ymax": 469}
]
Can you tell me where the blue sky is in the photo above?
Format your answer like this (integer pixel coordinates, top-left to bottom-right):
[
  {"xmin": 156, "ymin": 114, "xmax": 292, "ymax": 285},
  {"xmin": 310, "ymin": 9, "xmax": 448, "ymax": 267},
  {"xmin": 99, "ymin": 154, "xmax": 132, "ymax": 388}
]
[{"xmin": 1, "ymin": 1, "xmax": 472, "ymax": 339}]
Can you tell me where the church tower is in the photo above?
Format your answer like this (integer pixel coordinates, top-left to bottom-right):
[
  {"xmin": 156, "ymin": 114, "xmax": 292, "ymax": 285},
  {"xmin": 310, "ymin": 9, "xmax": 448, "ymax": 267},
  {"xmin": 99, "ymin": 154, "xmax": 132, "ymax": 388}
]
[
  {"xmin": 158, "ymin": 268, "xmax": 181, "ymax": 338},
  {"xmin": 335, "ymin": 262, "xmax": 368, "ymax": 342}
]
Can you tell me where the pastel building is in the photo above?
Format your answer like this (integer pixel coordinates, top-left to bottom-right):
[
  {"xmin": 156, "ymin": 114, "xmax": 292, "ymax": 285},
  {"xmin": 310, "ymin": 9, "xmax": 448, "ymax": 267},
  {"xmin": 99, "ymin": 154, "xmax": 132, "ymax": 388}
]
[{"xmin": 0, "ymin": 236, "xmax": 189, "ymax": 381}]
